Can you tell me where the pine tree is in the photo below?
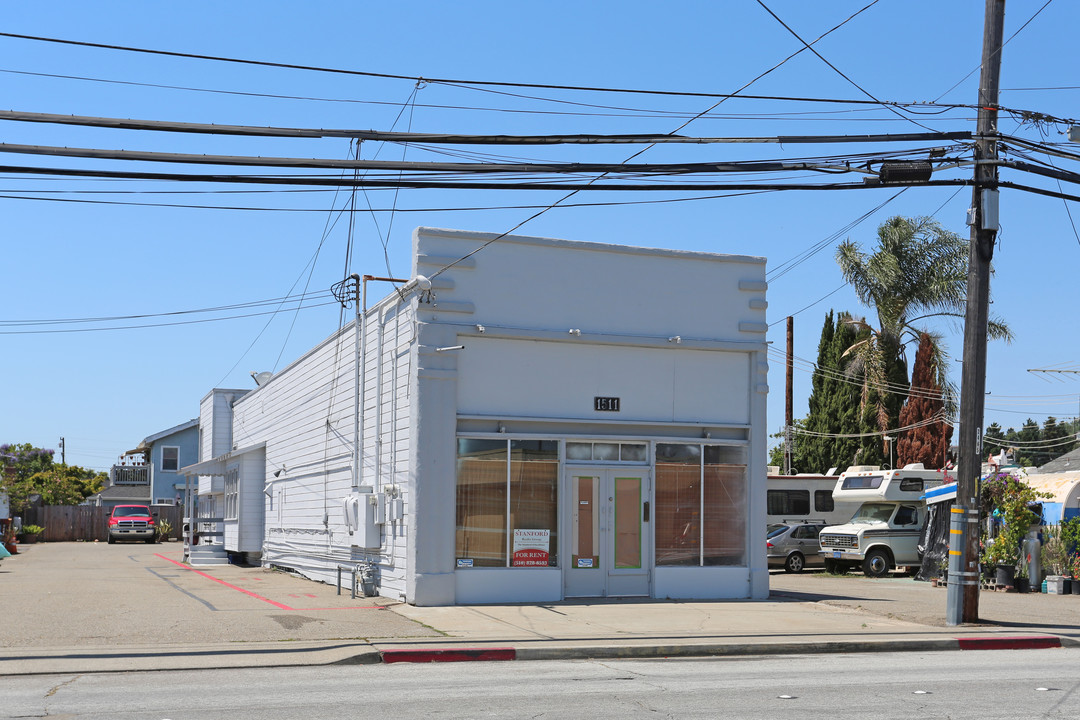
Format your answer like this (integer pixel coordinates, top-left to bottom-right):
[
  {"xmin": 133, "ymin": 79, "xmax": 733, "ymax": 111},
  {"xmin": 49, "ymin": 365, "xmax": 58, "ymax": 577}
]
[{"xmin": 896, "ymin": 333, "xmax": 952, "ymax": 469}]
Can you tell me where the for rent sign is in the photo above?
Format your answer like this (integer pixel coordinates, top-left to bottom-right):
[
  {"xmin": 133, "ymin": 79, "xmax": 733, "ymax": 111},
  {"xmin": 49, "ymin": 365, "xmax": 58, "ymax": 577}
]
[{"xmin": 512, "ymin": 529, "xmax": 551, "ymax": 567}]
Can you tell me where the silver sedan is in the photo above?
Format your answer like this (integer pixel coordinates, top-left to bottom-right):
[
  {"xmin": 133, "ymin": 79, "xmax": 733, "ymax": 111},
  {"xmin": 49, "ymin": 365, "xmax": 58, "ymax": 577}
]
[{"xmin": 767, "ymin": 523, "xmax": 826, "ymax": 573}]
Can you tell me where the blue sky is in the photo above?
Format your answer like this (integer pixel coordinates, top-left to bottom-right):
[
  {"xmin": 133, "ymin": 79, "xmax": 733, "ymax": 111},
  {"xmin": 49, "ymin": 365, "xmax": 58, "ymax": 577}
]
[{"xmin": 2, "ymin": 1, "xmax": 1078, "ymax": 472}]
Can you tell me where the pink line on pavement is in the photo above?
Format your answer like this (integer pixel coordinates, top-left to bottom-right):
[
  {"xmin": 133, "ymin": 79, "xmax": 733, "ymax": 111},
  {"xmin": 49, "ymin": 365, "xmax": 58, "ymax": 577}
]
[{"xmin": 156, "ymin": 553, "xmax": 295, "ymax": 610}]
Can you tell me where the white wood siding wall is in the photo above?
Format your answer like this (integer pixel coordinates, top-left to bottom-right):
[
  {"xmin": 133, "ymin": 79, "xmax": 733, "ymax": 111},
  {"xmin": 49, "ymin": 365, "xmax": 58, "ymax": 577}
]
[
  {"xmin": 199, "ymin": 395, "xmax": 214, "ymax": 462},
  {"xmin": 237, "ymin": 448, "xmax": 266, "ymax": 553},
  {"xmin": 232, "ymin": 298, "xmax": 416, "ymax": 598}
]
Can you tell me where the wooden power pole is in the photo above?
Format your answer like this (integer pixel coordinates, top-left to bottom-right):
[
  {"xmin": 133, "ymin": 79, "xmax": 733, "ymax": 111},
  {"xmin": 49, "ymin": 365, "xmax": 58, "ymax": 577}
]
[
  {"xmin": 785, "ymin": 316, "xmax": 794, "ymax": 474},
  {"xmin": 948, "ymin": 0, "xmax": 1006, "ymax": 626}
]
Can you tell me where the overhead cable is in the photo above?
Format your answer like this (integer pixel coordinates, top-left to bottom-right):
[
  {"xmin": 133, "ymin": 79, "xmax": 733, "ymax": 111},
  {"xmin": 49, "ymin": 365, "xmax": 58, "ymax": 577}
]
[
  {"xmin": 0, "ymin": 163, "xmax": 976, "ymax": 191},
  {"xmin": 0, "ymin": 31, "xmax": 969, "ymax": 109},
  {"xmin": 0, "ymin": 109, "xmax": 976, "ymax": 145}
]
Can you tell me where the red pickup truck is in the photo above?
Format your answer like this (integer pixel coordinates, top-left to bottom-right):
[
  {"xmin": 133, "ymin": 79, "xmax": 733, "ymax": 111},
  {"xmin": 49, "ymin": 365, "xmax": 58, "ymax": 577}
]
[{"xmin": 107, "ymin": 504, "xmax": 157, "ymax": 544}]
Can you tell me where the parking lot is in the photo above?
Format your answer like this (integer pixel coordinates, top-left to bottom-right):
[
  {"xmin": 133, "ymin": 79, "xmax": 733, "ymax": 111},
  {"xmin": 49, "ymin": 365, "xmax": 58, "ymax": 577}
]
[
  {"xmin": 0, "ymin": 541, "xmax": 438, "ymax": 649},
  {"xmin": 5, "ymin": 540, "xmax": 1080, "ymax": 667}
]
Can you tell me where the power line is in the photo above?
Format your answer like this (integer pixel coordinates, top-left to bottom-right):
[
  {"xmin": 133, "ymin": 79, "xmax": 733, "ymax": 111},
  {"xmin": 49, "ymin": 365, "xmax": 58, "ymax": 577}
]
[
  {"xmin": 0, "ymin": 67, "xmax": 978, "ymax": 124},
  {"xmin": 0, "ymin": 109, "xmax": 977, "ymax": 145},
  {"xmin": 0, "ymin": 30, "xmax": 975, "ymax": 109},
  {"xmin": 0, "ymin": 189, "xmax": 775, "ymax": 212},
  {"xmin": 755, "ymin": 0, "xmax": 939, "ymax": 134},
  {"xmin": 0, "ymin": 162, "xmax": 977, "ymax": 191},
  {"xmin": 0, "ymin": 291, "xmax": 333, "ymax": 326},
  {"xmin": 0, "ymin": 299, "xmax": 339, "ymax": 335}
]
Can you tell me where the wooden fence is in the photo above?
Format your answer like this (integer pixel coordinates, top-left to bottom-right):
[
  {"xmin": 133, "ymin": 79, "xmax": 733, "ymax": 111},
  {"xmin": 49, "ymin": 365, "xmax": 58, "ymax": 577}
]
[{"xmin": 21, "ymin": 505, "xmax": 184, "ymax": 543}]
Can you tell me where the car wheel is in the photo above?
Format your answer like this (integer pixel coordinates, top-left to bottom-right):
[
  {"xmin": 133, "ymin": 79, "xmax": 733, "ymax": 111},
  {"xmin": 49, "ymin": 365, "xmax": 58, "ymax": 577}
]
[
  {"xmin": 107, "ymin": 535, "xmax": 115, "ymax": 544},
  {"xmin": 784, "ymin": 552, "xmax": 805, "ymax": 573},
  {"xmin": 863, "ymin": 549, "xmax": 892, "ymax": 578},
  {"xmin": 146, "ymin": 537, "xmax": 156, "ymax": 544},
  {"xmin": 824, "ymin": 559, "xmax": 845, "ymax": 574}
]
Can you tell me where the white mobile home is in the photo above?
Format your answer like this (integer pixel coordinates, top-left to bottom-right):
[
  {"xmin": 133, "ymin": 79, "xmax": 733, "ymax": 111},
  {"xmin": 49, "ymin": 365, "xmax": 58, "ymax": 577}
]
[
  {"xmin": 186, "ymin": 227, "xmax": 770, "ymax": 605},
  {"xmin": 766, "ymin": 473, "xmax": 859, "ymax": 527}
]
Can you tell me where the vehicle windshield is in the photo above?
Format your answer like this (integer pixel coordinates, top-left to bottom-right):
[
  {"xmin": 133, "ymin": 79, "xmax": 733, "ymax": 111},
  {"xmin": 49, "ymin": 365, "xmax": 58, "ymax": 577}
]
[
  {"xmin": 849, "ymin": 503, "xmax": 895, "ymax": 524},
  {"xmin": 112, "ymin": 506, "xmax": 150, "ymax": 517}
]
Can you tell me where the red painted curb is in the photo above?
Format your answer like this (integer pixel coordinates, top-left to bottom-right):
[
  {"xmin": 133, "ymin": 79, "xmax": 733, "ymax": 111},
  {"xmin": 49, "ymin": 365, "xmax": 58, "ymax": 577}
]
[
  {"xmin": 957, "ymin": 636, "xmax": 1061, "ymax": 651},
  {"xmin": 381, "ymin": 648, "xmax": 516, "ymax": 664}
]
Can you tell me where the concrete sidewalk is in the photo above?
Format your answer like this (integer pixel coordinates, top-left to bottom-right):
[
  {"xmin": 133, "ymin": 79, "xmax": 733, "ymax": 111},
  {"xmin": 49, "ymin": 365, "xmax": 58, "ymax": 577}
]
[{"xmin": 2, "ymin": 542, "xmax": 1078, "ymax": 675}]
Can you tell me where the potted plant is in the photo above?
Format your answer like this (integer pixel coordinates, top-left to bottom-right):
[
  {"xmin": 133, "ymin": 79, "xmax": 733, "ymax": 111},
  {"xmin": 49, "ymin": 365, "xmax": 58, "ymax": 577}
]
[
  {"xmin": 18, "ymin": 524, "xmax": 44, "ymax": 543},
  {"xmin": 982, "ymin": 534, "xmax": 1018, "ymax": 588},
  {"xmin": 1042, "ymin": 526, "xmax": 1068, "ymax": 594},
  {"xmin": 155, "ymin": 518, "xmax": 173, "ymax": 542},
  {"xmin": 981, "ymin": 474, "xmax": 1051, "ymax": 591},
  {"xmin": 1, "ymin": 519, "xmax": 17, "ymax": 554},
  {"xmin": 1015, "ymin": 558, "xmax": 1030, "ymax": 593}
]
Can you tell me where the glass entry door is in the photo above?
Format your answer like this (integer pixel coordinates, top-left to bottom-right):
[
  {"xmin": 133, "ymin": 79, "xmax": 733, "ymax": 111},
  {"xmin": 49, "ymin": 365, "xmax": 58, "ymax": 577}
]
[{"xmin": 564, "ymin": 467, "xmax": 651, "ymax": 598}]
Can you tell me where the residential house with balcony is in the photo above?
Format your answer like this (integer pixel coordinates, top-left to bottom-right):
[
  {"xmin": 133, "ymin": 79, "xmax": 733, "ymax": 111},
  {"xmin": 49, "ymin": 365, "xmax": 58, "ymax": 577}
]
[{"xmin": 95, "ymin": 419, "xmax": 199, "ymax": 509}]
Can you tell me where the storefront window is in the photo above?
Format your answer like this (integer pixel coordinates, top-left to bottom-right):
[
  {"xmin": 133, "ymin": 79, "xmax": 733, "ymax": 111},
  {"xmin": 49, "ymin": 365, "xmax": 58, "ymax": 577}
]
[
  {"xmin": 655, "ymin": 443, "xmax": 700, "ymax": 566},
  {"xmin": 456, "ymin": 439, "xmax": 559, "ymax": 568},
  {"xmin": 509, "ymin": 440, "xmax": 559, "ymax": 567},
  {"xmin": 655, "ymin": 443, "xmax": 747, "ymax": 567},
  {"xmin": 703, "ymin": 445, "xmax": 747, "ymax": 566},
  {"xmin": 455, "ymin": 439, "xmax": 507, "ymax": 567}
]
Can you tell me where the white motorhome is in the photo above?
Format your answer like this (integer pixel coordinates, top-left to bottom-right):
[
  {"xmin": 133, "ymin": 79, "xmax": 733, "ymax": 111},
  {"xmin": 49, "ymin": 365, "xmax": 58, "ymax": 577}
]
[
  {"xmin": 766, "ymin": 473, "xmax": 861, "ymax": 527},
  {"xmin": 818, "ymin": 465, "xmax": 947, "ymax": 577}
]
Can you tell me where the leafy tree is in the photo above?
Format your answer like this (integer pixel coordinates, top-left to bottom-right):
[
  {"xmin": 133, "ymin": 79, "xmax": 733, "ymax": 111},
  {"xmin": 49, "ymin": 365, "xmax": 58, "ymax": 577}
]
[
  {"xmin": 896, "ymin": 332, "xmax": 952, "ymax": 469},
  {"xmin": 768, "ymin": 429, "xmax": 787, "ymax": 469},
  {"xmin": 4, "ymin": 465, "xmax": 105, "ymax": 511},
  {"xmin": 0, "ymin": 442, "xmax": 55, "ymax": 480},
  {"xmin": 836, "ymin": 216, "xmax": 1012, "ymax": 457},
  {"xmin": 793, "ymin": 311, "xmax": 865, "ymax": 474},
  {"xmin": 1, "ymin": 442, "xmax": 104, "ymax": 511}
]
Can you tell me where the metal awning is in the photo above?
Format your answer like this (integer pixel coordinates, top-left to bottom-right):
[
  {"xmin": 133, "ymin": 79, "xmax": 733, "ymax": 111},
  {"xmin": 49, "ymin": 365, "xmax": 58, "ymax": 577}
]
[{"xmin": 179, "ymin": 442, "xmax": 266, "ymax": 477}]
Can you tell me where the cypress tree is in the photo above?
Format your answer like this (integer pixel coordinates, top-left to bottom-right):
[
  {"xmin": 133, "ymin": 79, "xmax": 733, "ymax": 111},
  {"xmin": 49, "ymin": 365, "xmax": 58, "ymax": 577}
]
[{"xmin": 793, "ymin": 311, "xmax": 864, "ymax": 474}]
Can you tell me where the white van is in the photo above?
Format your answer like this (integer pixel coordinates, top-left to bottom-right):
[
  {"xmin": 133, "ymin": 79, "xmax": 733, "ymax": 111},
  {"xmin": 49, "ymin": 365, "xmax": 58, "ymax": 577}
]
[{"xmin": 818, "ymin": 465, "xmax": 947, "ymax": 577}]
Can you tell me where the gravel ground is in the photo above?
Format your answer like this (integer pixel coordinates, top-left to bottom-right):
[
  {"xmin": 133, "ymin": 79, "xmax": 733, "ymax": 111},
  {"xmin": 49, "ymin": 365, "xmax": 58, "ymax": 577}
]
[{"xmin": 769, "ymin": 568, "xmax": 1080, "ymax": 634}]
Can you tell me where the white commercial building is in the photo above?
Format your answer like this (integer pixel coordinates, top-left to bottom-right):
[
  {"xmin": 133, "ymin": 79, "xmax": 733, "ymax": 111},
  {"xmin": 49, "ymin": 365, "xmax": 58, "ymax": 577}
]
[{"xmin": 184, "ymin": 227, "xmax": 770, "ymax": 605}]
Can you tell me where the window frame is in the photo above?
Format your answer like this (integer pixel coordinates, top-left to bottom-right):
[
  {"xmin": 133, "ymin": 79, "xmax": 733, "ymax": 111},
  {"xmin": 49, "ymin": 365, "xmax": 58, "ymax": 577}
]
[
  {"xmin": 161, "ymin": 446, "xmax": 180, "ymax": 473},
  {"xmin": 655, "ymin": 442, "xmax": 748, "ymax": 568},
  {"xmin": 455, "ymin": 437, "xmax": 559, "ymax": 569},
  {"xmin": 224, "ymin": 466, "xmax": 239, "ymax": 520}
]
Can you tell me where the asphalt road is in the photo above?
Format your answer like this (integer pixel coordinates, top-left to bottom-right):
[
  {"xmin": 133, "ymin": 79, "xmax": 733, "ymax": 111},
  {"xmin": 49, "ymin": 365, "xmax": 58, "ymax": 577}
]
[{"xmin": 5, "ymin": 650, "xmax": 1080, "ymax": 719}]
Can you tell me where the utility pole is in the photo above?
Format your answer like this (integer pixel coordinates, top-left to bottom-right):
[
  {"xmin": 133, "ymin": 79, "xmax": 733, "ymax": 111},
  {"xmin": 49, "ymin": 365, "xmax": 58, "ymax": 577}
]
[
  {"xmin": 948, "ymin": 0, "xmax": 1005, "ymax": 626},
  {"xmin": 59, "ymin": 436, "xmax": 65, "ymax": 465},
  {"xmin": 785, "ymin": 316, "xmax": 794, "ymax": 474}
]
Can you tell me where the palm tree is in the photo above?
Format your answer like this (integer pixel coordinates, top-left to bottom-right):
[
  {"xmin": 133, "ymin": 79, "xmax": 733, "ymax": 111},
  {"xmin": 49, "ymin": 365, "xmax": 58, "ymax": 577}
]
[{"xmin": 836, "ymin": 216, "xmax": 1011, "ymax": 451}]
